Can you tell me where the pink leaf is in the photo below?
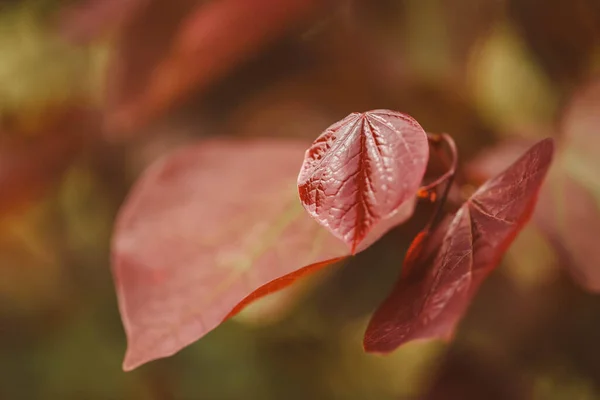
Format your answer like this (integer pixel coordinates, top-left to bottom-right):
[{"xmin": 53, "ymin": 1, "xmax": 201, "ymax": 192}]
[
  {"xmin": 112, "ymin": 139, "xmax": 352, "ymax": 370},
  {"xmin": 298, "ymin": 110, "xmax": 429, "ymax": 253},
  {"xmin": 364, "ymin": 138, "xmax": 554, "ymax": 353}
]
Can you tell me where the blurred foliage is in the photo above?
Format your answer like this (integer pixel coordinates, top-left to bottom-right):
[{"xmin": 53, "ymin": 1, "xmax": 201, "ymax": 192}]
[
  {"xmin": 0, "ymin": 0, "xmax": 107, "ymax": 115},
  {"xmin": 0, "ymin": 0, "xmax": 600, "ymax": 399}
]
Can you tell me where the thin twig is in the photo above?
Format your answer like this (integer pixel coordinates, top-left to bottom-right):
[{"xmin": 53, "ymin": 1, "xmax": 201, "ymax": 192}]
[{"xmin": 421, "ymin": 133, "xmax": 458, "ymax": 231}]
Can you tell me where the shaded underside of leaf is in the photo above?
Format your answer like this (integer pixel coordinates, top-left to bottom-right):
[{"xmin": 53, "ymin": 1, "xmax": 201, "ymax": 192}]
[
  {"xmin": 112, "ymin": 139, "xmax": 350, "ymax": 370},
  {"xmin": 364, "ymin": 138, "xmax": 554, "ymax": 353}
]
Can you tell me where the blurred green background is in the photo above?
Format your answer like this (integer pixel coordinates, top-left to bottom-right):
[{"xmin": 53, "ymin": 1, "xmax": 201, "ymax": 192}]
[{"xmin": 1, "ymin": 0, "xmax": 600, "ymax": 399}]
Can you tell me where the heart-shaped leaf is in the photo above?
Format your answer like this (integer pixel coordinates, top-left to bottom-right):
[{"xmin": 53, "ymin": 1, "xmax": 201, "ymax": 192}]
[
  {"xmin": 364, "ymin": 138, "xmax": 554, "ymax": 352},
  {"xmin": 112, "ymin": 139, "xmax": 351, "ymax": 370},
  {"xmin": 298, "ymin": 110, "xmax": 429, "ymax": 253}
]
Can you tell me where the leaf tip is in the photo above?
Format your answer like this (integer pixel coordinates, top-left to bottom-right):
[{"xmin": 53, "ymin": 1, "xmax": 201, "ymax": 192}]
[
  {"xmin": 121, "ymin": 333, "xmax": 163, "ymax": 372},
  {"xmin": 362, "ymin": 336, "xmax": 389, "ymax": 355},
  {"xmin": 537, "ymin": 137, "xmax": 555, "ymax": 155},
  {"xmin": 122, "ymin": 352, "xmax": 141, "ymax": 372}
]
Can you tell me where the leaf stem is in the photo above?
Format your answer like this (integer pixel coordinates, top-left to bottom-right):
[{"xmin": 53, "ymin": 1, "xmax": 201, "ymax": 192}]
[{"xmin": 421, "ymin": 133, "xmax": 458, "ymax": 231}]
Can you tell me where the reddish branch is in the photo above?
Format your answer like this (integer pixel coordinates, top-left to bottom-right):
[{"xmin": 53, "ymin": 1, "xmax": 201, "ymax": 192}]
[{"xmin": 419, "ymin": 132, "xmax": 458, "ymax": 231}]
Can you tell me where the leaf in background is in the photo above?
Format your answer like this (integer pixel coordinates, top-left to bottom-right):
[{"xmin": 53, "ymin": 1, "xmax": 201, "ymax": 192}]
[
  {"xmin": 57, "ymin": 0, "xmax": 145, "ymax": 44},
  {"xmin": 106, "ymin": 0, "xmax": 321, "ymax": 136},
  {"xmin": 364, "ymin": 138, "xmax": 554, "ymax": 353},
  {"xmin": 561, "ymin": 79, "xmax": 600, "ymax": 194},
  {"xmin": 298, "ymin": 110, "xmax": 429, "ymax": 253},
  {"xmin": 112, "ymin": 139, "xmax": 351, "ymax": 370},
  {"xmin": 534, "ymin": 80, "xmax": 600, "ymax": 291},
  {"xmin": 103, "ymin": 0, "xmax": 197, "ymax": 139},
  {"xmin": 0, "ymin": 107, "xmax": 95, "ymax": 216},
  {"xmin": 536, "ymin": 171, "xmax": 600, "ymax": 291}
]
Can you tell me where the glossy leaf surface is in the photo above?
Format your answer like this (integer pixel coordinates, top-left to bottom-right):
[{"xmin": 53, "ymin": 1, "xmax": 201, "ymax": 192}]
[
  {"xmin": 364, "ymin": 138, "xmax": 554, "ymax": 353},
  {"xmin": 298, "ymin": 110, "xmax": 429, "ymax": 253},
  {"xmin": 112, "ymin": 139, "xmax": 351, "ymax": 370}
]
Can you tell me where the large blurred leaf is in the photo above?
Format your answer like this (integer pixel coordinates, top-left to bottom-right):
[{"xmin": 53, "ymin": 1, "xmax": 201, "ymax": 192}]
[{"xmin": 112, "ymin": 139, "xmax": 350, "ymax": 370}]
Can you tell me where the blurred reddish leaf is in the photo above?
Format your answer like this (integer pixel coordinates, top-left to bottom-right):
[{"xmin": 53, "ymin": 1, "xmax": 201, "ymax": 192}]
[
  {"xmin": 561, "ymin": 79, "xmax": 600, "ymax": 180},
  {"xmin": 536, "ymin": 172, "xmax": 600, "ymax": 291},
  {"xmin": 298, "ymin": 110, "xmax": 429, "ymax": 253},
  {"xmin": 363, "ymin": 138, "xmax": 554, "ymax": 353},
  {"xmin": 106, "ymin": 0, "xmax": 322, "ymax": 136},
  {"xmin": 112, "ymin": 139, "xmax": 352, "ymax": 370},
  {"xmin": 57, "ymin": 0, "xmax": 144, "ymax": 43},
  {"xmin": 532, "ymin": 80, "xmax": 600, "ymax": 291},
  {"xmin": 0, "ymin": 107, "xmax": 94, "ymax": 216},
  {"xmin": 104, "ymin": 0, "xmax": 197, "ymax": 139}
]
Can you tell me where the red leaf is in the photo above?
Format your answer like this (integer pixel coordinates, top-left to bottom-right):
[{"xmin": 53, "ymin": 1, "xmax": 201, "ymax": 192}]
[
  {"xmin": 57, "ymin": 0, "xmax": 144, "ymax": 44},
  {"xmin": 298, "ymin": 110, "xmax": 429, "ymax": 253},
  {"xmin": 465, "ymin": 139, "xmax": 538, "ymax": 185},
  {"xmin": 364, "ymin": 138, "xmax": 554, "ymax": 353},
  {"xmin": 104, "ymin": 0, "xmax": 197, "ymax": 138},
  {"xmin": 106, "ymin": 0, "xmax": 321, "ymax": 135},
  {"xmin": 112, "ymin": 139, "xmax": 351, "ymax": 370}
]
